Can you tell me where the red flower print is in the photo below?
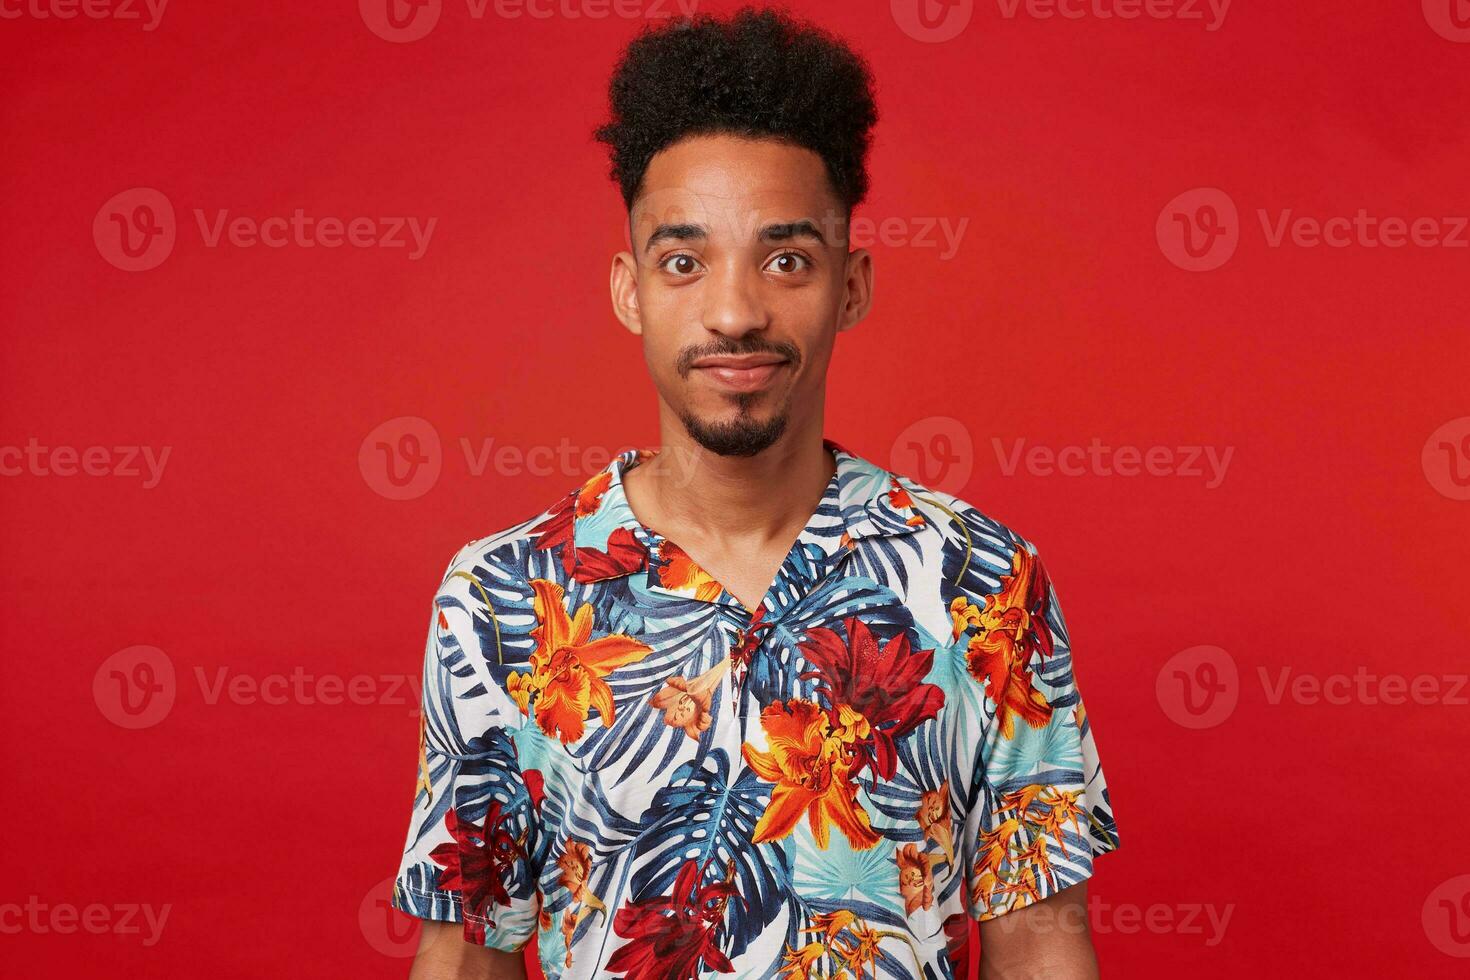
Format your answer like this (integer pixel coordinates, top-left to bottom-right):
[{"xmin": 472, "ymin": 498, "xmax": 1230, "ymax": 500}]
[
  {"xmin": 605, "ymin": 859, "xmax": 737, "ymax": 980},
  {"xmin": 798, "ymin": 616, "xmax": 945, "ymax": 782},
  {"xmin": 428, "ymin": 803, "xmax": 523, "ymax": 931}
]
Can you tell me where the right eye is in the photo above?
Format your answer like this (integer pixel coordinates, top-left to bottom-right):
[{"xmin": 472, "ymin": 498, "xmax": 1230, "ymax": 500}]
[{"xmin": 659, "ymin": 253, "xmax": 701, "ymax": 276}]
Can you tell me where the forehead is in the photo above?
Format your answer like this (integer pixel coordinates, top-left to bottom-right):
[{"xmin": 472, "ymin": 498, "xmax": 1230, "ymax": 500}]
[{"xmin": 632, "ymin": 134, "xmax": 843, "ymax": 241}]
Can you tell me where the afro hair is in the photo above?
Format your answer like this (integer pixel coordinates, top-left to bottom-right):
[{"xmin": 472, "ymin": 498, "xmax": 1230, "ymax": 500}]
[{"xmin": 594, "ymin": 6, "xmax": 879, "ymax": 213}]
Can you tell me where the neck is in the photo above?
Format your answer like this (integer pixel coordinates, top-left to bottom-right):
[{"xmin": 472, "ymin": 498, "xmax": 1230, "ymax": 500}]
[{"xmin": 625, "ymin": 414, "xmax": 835, "ymax": 547}]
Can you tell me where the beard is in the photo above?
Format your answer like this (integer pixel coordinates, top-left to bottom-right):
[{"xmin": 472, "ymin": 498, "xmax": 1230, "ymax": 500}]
[{"xmin": 678, "ymin": 394, "xmax": 789, "ymax": 457}]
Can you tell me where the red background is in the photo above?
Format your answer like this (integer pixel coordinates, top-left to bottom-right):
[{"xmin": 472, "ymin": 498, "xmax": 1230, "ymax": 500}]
[{"xmin": 3, "ymin": 1, "xmax": 1469, "ymax": 976}]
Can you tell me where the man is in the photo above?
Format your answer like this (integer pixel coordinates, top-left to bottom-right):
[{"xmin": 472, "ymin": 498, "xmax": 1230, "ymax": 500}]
[{"xmin": 391, "ymin": 9, "xmax": 1118, "ymax": 979}]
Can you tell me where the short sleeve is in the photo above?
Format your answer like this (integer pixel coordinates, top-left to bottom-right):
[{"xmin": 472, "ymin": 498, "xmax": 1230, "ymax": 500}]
[
  {"xmin": 961, "ymin": 538, "xmax": 1119, "ymax": 921},
  {"xmin": 390, "ymin": 543, "xmax": 545, "ymax": 950}
]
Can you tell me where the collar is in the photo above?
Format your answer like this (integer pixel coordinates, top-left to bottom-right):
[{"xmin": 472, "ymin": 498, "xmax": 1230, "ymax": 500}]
[{"xmin": 566, "ymin": 437, "xmax": 926, "ymax": 586}]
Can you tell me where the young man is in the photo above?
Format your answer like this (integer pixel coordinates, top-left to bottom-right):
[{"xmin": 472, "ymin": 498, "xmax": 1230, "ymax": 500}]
[{"xmin": 391, "ymin": 9, "xmax": 1118, "ymax": 979}]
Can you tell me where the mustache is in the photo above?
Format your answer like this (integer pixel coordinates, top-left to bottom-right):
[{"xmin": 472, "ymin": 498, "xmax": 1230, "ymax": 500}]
[{"xmin": 676, "ymin": 338, "xmax": 802, "ymax": 377}]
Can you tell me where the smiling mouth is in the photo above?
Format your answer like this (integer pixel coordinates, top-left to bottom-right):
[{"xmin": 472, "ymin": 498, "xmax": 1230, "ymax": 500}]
[{"xmin": 690, "ymin": 358, "xmax": 788, "ymax": 392}]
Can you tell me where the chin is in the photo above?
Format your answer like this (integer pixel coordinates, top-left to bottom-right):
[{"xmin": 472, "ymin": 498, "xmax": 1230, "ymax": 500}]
[{"xmin": 678, "ymin": 408, "xmax": 789, "ymax": 457}]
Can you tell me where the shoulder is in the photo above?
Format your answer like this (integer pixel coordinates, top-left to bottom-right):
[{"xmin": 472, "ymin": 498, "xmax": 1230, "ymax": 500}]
[
  {"xmin": 889, "ymin": 470, "xmax": 1040, "ymax": 569},
  {"xmin": 432, "ymin": 482, "xmax": 581, "ymax": 603}
]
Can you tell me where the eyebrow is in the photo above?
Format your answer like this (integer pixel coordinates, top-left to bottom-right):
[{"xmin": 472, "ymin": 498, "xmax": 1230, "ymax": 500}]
[
  {"xmin": 641, "ymin": 218, "xmax": 830, "ymax": 253},
  {"xmin": 643, "ymin": 222, "xmax": 707, "ymax": 253},
  {"xmin": 758, "ymin": 220, "xmax": 828, "ymax": 246}
]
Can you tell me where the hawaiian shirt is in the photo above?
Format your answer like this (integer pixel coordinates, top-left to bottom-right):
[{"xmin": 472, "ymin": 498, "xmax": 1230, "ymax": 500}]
[{"xmin": 391, "ymin": 437, "xmax": 1118, "ymax": 980}]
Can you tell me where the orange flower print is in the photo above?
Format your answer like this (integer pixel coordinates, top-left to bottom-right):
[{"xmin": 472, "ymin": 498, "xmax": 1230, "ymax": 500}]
[
  {"xmin": 655, "ymin": 540, "xmax": 724, "ymax": 601},
  {"xmin": 742, "ymin": 699, "xmax": 879, "ymax": 850},
  {"xmin": 896, "ymin": 844, "xmax": 938, "ymax": 915},
  {"xmin": 972, "ymin": 817, "xmax": 1021, "ymax": 909},
  {"xmin": 958, "ymin": 547, "xmax": 1056, "ymax": 739},
  {"xmin": 804, "ymin": 909, "xmax": 857, "ymax": 942},
  {"xmin": 507, "ymin": 578, "xmax": 655, "ymax": 743},
  {"xmin": 916, "ymin": 784, "xmax": 955, "ymax": 865},
  {"xmin": 650, "ymin": 658, "xmax": 729, "ymax": 740},
  {"xmin": 556, "ymin": 839, "xmax": 607, "ymax": 912},
  {"xmin": 948, "ymin": 595, "xmax": 982, "ymax": 642},
  {"xmin": 560, "ymin": 906, "xmax": 581, "ymax": 967},
  {"xmin": 776, "ymin": 941, "xmax": 824, "ymax": 980}
]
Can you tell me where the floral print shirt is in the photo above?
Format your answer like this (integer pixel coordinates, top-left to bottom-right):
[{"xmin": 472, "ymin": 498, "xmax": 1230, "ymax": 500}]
[{"xmin": 391, "ymin": 437, "xmax": 1119, "ymax": 979}]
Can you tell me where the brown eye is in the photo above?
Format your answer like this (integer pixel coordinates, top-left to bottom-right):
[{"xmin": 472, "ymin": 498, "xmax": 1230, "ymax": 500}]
[
  {"xmin": 767, "ymin": 251, "xmax": 809, "ymax": 274},
  {"xmin": 663, "ymin": 254, "xmax": 698, "ymax": 275}
]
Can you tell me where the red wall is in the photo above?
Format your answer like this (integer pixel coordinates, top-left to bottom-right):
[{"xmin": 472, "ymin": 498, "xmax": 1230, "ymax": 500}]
[{"xmin": 3, "ymin": 1, "xmax": 1469, "ymax": 976}]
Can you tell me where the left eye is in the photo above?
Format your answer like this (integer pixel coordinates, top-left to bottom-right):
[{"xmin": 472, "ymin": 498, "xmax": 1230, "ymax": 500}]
[{"xmin": 766, "ymin": 252, "xmax": 808, "ymax": 274}]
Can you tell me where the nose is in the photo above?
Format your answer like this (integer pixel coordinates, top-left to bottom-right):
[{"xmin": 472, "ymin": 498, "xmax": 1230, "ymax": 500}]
[{"xmin": 700, "ymin": 259, "xmax": 769, "ymax": 340}]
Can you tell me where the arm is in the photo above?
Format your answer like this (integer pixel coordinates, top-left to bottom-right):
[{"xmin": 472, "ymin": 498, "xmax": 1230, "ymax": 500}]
[
  {"xmin": 407, "ymin": 922, "xmax": 528, "ymax": 980},
  {"xmin": 978, "ymin": 882, "xmax": 1096, "ymax": 980}
]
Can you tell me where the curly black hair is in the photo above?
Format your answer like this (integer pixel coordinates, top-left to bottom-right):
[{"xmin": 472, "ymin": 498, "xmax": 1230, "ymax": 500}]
[{"xmin": 594, "ymin": 6, "xmax": 878, "ymax": 213}]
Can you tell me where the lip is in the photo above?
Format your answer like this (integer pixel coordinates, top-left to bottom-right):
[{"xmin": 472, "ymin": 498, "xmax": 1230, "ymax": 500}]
[{"xmin": 690, "ymin": 356, "xmax": 788, "ymax": 393}]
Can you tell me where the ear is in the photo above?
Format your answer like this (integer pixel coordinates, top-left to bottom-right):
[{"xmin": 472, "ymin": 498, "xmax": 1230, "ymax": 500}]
[
  {"xmin": 610, "ymin": 250, "xmax": 642, "ymax": 336},
  {"xmin": 836, "ymin": 247, "xmax": 874, "ymax": 334}
]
